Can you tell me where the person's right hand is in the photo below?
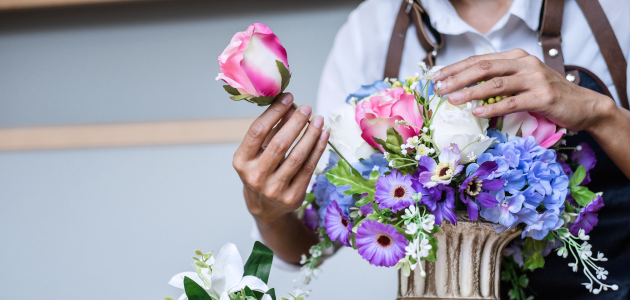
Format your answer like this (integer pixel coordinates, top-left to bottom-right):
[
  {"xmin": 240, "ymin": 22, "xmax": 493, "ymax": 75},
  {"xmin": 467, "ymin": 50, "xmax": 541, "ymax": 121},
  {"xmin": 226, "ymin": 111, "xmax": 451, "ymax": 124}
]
[{"xmin": 233, "ymin": 93, "xmax": 329, "ymax": 227}]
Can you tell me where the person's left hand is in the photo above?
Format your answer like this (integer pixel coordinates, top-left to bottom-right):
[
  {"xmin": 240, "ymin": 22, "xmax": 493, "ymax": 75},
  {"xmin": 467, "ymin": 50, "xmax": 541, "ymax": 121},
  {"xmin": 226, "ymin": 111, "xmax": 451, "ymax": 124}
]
[{"xmin": 431, "ymin": 48, "xmax": 615, "ymax": 132}]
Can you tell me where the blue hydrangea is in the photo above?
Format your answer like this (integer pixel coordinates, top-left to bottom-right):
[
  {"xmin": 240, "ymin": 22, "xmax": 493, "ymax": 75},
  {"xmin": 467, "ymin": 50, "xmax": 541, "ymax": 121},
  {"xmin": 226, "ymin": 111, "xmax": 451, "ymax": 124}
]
[{"xmin": 345, "ymin": 80, "xmax": 389, "ymax": 103}]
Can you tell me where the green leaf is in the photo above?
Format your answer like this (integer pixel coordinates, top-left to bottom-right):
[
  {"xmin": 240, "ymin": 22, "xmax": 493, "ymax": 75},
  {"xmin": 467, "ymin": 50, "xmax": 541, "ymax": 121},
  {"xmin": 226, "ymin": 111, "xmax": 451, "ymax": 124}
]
[
  {"xmin": 386, "ymin": 127, "xmax": 405, "ymax": 149},
  {"xmin": 248, "ymin": 96, "xmax": 276, "ymax": 107},
  {"xmin": 355, "ymin": 193, "xmax": 374, "ymax": 207},
  {"xmin": 243, "ymin": 286, "xmax": 257, "ymax": 298},
  {"xmin": 522, "ymin": 238, "xmax": 546, "ymax": 271},
  {"xmin": 223, "ymin": 85, "xmax": 241, "ymax": 96},
  {"xmin": 231, "ymin": 94, "xmax": 251, "ymax": 101},
  {"xmin": 183, "ymin": 277, "xmax": 212, "ymax": 300},
  {"xmin": 164, "ymin": 297, "xmax": 176, "ymax": 300},
  {"xmin": 518, "ymin": 274, "xmax": 529, "ymax": 288},
  {"xmin": 501, "ymin": 271, "xmax": 512, "ymax": 281},
  {"xmin": 325, "ymin": 159, "xmax": 377, "ymax": 204},
  {"xmin": 424, "ymin": 237, "xmax": 439, "ymax": 262},
  {"xmin": 508, "ymin": 289, "xmax": 519, "ymax": 300},
  {"xmin": 570, "ymin": 185, "xmax": 596, "ymax": 206},
  {"xmin": 243, "ymin": 241, "xmax": 274, "ymax": 284},
  {"xmin": 266, "ymin": 288, "xmax": 276, "ymax": 300},
  {"xmin": 570, "ymin": 165, "xmax": 587, "ymax": 187},
  {"xmin": 276, "ymin": 60, "xmax": 291, "ymax": 93}
]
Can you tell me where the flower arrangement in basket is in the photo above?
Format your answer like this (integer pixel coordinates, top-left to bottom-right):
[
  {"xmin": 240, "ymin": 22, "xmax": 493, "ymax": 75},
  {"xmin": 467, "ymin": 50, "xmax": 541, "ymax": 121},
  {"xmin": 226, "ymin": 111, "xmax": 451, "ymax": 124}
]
[{"xmin": 216, "ymin": 23, "xmax": 618, "ymax": 299}]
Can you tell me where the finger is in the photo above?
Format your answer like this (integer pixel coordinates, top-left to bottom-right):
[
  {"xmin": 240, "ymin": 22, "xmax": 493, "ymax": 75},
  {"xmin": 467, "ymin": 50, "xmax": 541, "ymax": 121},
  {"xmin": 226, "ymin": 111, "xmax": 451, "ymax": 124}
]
[
  {"xmin": 259, "ymin": 104, "xmax": 312, "ymax": 171},
  {"xmin": 446, "ymin": 75, "xmax": 526, "ymax": 106},
  {"xmin": 433, "ymin": 48, "xmax": 529, "ymax": 84},
  {"xmin": 235, "ymin": 93, "xmax": 294, "ymax": 160},
  {"xmin": 472, "ymin": 93, "xmax": 536, "ymax": 118},
  {"xmin": 262, "ymin": 106, "xmax": 295, "ymax": 150},
  {"xmin": 274, "ymin": 115, "xmax": 324, "ymax": 181},
  {"xmin": 289, "ymin": 128, "xmax": 330, "ymax": 198},
  {"xmin": 437, "ymin": 59, "xmax": 524, "ymax": 96}
]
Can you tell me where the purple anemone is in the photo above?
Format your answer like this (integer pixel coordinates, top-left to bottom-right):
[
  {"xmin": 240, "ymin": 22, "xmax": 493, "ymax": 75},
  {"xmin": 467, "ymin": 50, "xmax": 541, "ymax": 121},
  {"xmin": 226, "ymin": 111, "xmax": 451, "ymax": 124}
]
[
  {"xmin": 374, "ymin": 171, "xmax": 415, "ymax": 213},
  {"xmin": 356, "ymin": 219, "xmax": 407, "ymax": 267},
  {"xmin": 416, "ymin": 145, "xmax": 464, "ymax": 188},
  {"xmin": 570, "ymin": 195, "xmax": 604, "ymax": 236},
  {"xmin": 302, "ymin": 204, "xmax": 319, "ymax": 231},
  {"xmin": 413, "ymin": 182, "xmax": 457, "ymax": 226},
  {"xmin": 459, "ymin": 161, "xmax": 505, "ymax": 220},
  {"xmin": 571, "ymin": 142, "xmax": 596, "ymax": 186},
  {"xmin": 324, "ymin": 201, "xmax": 352, "ymax": 246}
]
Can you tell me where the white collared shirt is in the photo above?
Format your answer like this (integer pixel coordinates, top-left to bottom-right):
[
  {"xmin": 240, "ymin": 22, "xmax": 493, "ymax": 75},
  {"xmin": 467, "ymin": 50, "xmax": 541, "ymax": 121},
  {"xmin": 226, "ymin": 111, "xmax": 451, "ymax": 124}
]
[{"xmin": 315, "ymin": 0, "xmax": 630, "ymax": 119}]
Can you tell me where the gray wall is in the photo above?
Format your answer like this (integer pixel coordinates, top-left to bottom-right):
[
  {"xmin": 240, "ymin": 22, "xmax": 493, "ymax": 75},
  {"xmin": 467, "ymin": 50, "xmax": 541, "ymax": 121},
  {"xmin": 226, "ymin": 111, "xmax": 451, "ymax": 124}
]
[{"xmin": 0, "ymin": 1, "xmax": 398, "ymax": 299}]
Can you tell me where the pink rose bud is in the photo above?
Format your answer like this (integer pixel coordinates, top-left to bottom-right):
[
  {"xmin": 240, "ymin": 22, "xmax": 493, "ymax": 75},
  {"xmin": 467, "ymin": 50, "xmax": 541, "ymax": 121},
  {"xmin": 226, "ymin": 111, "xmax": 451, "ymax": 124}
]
[
  {"xmin": 502, "ymin": 112, "xmax": 566, "ymax": 148},
  {"xmin": 355, "ymin": 87, "xmax": 423, "ymax": 151},
  {"xmin": 216, "ymin": 23, "xmax": 290, "ymax": 105}
]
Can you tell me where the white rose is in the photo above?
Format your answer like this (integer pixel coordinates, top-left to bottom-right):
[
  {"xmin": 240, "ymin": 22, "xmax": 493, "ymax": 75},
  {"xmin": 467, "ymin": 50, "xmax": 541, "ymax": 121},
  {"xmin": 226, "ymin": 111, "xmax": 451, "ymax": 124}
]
[
  {"xmin": 328, "ymin": 103, "xmax": 377, "ymax": 163},
  {"xmin": 430, "ymin": 99, "xmax": 494, "ymax": 163}
]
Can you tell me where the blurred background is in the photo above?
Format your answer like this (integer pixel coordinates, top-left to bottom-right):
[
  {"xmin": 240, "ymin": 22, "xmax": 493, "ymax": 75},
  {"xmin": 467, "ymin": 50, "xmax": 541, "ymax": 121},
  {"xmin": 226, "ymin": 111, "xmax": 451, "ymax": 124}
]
[{"xmin": 0, "ymin": 0, "xmax": 398, "ymax": 299}]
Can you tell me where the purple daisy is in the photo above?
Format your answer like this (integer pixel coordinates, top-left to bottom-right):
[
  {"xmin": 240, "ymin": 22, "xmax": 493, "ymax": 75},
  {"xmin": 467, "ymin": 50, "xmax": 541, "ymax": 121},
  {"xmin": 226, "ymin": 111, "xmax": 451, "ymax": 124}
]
[
  {"xmin": 356, "ymin": 219, "xmax": 407, "ymax": 267},
  {"xmin": 374, "ymin": 171, "xmax": 415, "ymax": 213},
  {"xmin": 570, "ymin": 195, "xmax": 604, "ymax": 236},
  {"xmin": 417, "ymin": 144, "xmax": 464, "ymax": 188},
  {"xmin": 413, "ymin": 182, "xmax": 457, "ymax": 226},
  {"xmin": 324, "ymin": 201, "xmax": 352, "ymax": 246},
  {"xmin": 458, "ymin": 161, "xmax": 505, "ymax": 220}
]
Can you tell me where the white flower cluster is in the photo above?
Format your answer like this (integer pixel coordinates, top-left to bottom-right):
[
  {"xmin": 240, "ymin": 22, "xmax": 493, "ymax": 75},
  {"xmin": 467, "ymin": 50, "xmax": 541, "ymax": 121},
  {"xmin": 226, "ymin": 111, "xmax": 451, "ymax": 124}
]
[
  {"xmin": 395, "ymin": 204, "xmax": 436, "ymax": 277},
  {"xmin": 556, "ymin": 228, "xmax": 618, "ymax": 294},
  {"xmin": 399, "ymin": 135, "xmax": 435, "ymax": 159}
]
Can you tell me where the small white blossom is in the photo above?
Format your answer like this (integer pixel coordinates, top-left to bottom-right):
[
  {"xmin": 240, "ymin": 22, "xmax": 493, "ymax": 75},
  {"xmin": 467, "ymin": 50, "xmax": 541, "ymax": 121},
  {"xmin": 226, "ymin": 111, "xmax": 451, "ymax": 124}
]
[
  {"xmin": 416, "ymin": 144, "xmax": 431, "ymax": 157},
  {"xmin": 410, "ymin": 81, "xmax": 419, "ymax": 90},
  {"xmin": 467, "ymin": 151, "xmax": 477, "ymax": 162},
  {"xmin": 597, "ymin": 252, "xmax": 608, "ymax": 261},
  {"xmin": 578, "ymin": 242, "xmax": 593, "ymax": 259},
  {"xmin": 576, "ymin": 145, "xmax": 583, "ymax": 151},
  {"xmin": 596, "ymin": 269, "xmax": 608, "ymax": 280},
  {"xmin": 420, "ymin": 214, "xmax": 435, "ymax": 232},
  {"xmin": 405, "ymin": 238, "xmax": 420, "ymax": 260},
  {"xmin": 405, "ymin": 223, "xmax": 418, "ymax": 235},
  {"xmin": 384, "ymin": 152, "xmax": 391, "ymax": 159},
  {"xmin": 401, "ymin": 149, "xmax": 408, "ymax": 155},
  {"xmin": 418, "ymin": 238, "xmax": 432, "ymax": 258},
  {"xmin": 429, "ymin": 124, "xmax": 435, "ymax": 131},
  {"xmin": 300, "ymin": 254, "xmax": 308, "ymax": 265},
  {"xmin": 422, "ymin": 127, "xmax": 429, "ymax": 133},
  {"xmin": 569, "ymin": 262, "xmax": 578, "ymax": 272},
  {"xmin": 578, "ymin": 229, "xmax": 590, "ymax": 241},
  {"xmin": 309, "ymin": 246, "xmax": 322, "ymax": 258},
  {"xmin": 418, "ymin": 61, "xmax": 427, "ymax": 72},
  {"xmin": 407, "ymin": 136, "xmax": 420, "ymax": 147},
  {"xmin": 404, "ymin": 205, "xmax": 418, "ymax": 218}
]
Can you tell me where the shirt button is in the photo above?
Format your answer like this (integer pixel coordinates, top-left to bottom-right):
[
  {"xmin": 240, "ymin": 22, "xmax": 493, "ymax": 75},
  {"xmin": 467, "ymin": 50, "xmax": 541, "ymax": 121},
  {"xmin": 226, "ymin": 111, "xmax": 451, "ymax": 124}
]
[{"xmin": 484, "ymin": 47, "xmax": 494, "ymax": 54}]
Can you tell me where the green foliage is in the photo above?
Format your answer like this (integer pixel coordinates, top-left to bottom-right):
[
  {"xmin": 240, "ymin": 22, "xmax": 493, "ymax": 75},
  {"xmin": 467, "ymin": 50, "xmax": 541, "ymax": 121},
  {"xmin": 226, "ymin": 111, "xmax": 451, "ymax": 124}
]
[
  {"xmin": 276, "ymin": 60, "xmax": 291, "ymax": 93},
  {"xmin": 372, "ymin": 127, "xmax": 404, "ymax": 155},
  {"xmin": 522, "ymin": 237, "xmax": 546, "ymax": 271},
  {"xmin": 223, "ymin": 85, "xmax": 240, "ymax": 96},
  {"xmin": 570, "ymin": 186, "xmax": 596, "ymax": 207},
  {"xmin": 325, "ymin": 159, "xmax": 377, "ymax": 207},
  {"xmin": 183, "ymin": 277, "xmax": 212, "ymax": 300},
  {"xmin": 501, "ymin": 256, "xmax": 530, "ymax": 300},
  {"xmin": 569, "ymin": 165, "xmax": 596, "ymax": 206},
  {"xmin": 243, "ymin": 242, "xmax": 274, "ymax": 284},
  {"xmin": 266, "ymin": 288, "xmax": 277, "ymax": 300},
  {"xmin": 424, "ymin": 237, "xmax": 439, "ymax": 262}
]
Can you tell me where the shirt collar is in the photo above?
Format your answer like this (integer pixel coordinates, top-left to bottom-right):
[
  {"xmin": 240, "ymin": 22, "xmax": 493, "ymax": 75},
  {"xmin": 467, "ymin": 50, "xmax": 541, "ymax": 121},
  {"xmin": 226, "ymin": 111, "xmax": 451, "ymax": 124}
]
[{"xmin": 420, "ymin": 0, "xmax": 543, "ymax": 36}]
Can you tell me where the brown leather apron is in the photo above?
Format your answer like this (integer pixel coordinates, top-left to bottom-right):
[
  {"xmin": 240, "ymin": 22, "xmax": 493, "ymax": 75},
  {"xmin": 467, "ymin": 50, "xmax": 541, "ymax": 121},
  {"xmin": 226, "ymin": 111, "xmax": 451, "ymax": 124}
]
[{"xmin": 383, "ymin": 1, "xmax": 630, "ymax": 299}]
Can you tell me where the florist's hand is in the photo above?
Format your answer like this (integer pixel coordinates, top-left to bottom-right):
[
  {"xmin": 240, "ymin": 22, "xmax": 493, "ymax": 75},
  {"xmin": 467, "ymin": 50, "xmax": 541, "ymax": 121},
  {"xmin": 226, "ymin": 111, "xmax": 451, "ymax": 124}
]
[
  {"xmin": 432, "ymin": 48, "xmax": 614, "ymax": 131},
  {"xmin": 233, "ymin": 93, "xmax": 329, "ymax": 227}
]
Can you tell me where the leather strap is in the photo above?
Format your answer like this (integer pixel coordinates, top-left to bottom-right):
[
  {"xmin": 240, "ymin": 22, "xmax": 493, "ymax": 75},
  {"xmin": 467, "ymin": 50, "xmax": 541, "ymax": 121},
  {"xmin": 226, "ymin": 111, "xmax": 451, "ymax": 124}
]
[
  {"xmin": 538, "ymin": 0, "xmax": 565, "ymax": 77},
  {"xmin": 576, "ymin": 0, "xmax": 628, "ymax": 110},
  {"xmin": 384, "ymin": 0, "xmax": 444, "ymax": 79}
]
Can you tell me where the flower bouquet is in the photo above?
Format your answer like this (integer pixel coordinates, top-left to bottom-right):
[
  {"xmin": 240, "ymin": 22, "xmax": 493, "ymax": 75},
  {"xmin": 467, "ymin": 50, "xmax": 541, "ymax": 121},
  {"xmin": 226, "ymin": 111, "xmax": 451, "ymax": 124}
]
[{"xmin": 216, "ymin": 23, "xmax": 618, "ymax": 299}]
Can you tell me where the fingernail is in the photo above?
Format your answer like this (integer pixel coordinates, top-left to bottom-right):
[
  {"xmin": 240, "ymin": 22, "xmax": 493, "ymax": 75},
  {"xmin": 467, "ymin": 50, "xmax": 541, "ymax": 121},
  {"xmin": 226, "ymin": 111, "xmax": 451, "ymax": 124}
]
[
  {"xmin": 433, "ymin": 70, "xmax": 441, "ymax": 80},
  {"xmin": 299, "ymin": 105, "xmax": 312, "ymax": 116},
  {"xmin": 320, "ymin": 127, "xmax": 330, "ymax": 141},
  {"xmin": 281, "ymin": 94, "xmax": 294, "ymax": 105},
  {"xmin": 435, "ymin": 80, "xmax": 446, "ymax": 91},
  {"xmin": 473, "ymin": 107, "xmax": 485, "ymax": 115},
  {"xmin": 448, "ymin": 92, "xmax": 464, "ymax": 103},
  {"xmin": 312, "ymin": 116, "xmax": 323, "ymax": 129}
]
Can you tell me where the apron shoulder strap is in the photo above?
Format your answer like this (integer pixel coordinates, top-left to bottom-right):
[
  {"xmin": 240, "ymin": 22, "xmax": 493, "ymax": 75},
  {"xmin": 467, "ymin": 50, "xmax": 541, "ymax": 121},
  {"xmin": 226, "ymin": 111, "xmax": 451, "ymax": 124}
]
[
  {"xmin": 539, "ymin": 0, "xmax": 628, "ymax": 109},
  {"xmin": 383, "ymin": 0, "xmax": 444, "ymax": 79},
  {"xmin": 575, "ymin": 0, "xmax": 628, "ymax": 109}
]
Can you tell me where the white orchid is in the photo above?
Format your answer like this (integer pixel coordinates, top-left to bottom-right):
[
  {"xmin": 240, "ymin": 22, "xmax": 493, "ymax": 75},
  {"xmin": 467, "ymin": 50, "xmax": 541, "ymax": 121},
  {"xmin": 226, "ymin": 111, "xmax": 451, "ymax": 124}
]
[{"xmin": 168, "ymin": 243, "xmax": 271, "ymax": 300}]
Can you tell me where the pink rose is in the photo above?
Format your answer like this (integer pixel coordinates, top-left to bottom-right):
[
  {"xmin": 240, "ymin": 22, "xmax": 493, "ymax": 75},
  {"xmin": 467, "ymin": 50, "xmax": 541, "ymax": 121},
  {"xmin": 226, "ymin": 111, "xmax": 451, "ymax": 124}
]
[
  {"xmin": 216, "ymin": 23, "xmax": 289, "ymax": 98},
  {"xmin": 502, "ymin": 112, "xmax": 566, "ymax": 148},
  {"xmin": 355, "ymin": 87, "xmax": 423, "ymax": 151}
]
